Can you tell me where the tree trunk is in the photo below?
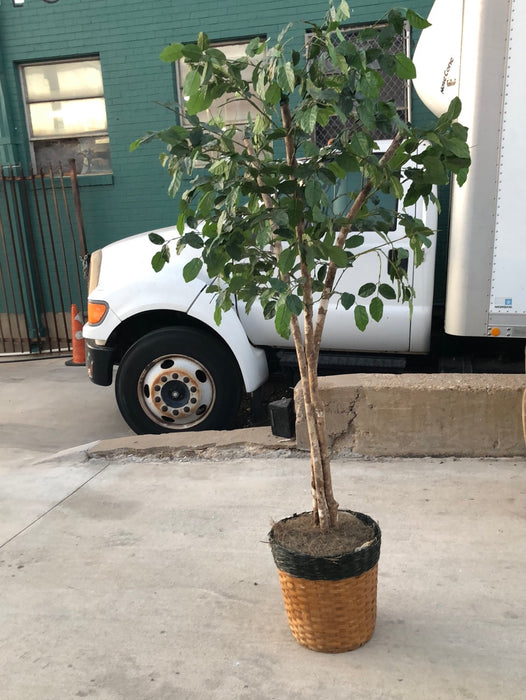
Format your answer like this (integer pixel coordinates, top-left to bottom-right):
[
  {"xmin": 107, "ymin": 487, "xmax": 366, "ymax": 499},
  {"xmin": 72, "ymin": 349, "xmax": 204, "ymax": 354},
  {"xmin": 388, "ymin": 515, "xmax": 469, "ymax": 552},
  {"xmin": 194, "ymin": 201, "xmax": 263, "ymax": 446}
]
[{"xmin": 281, "ymin": 98, "xmax": 339, "ymax": 531}]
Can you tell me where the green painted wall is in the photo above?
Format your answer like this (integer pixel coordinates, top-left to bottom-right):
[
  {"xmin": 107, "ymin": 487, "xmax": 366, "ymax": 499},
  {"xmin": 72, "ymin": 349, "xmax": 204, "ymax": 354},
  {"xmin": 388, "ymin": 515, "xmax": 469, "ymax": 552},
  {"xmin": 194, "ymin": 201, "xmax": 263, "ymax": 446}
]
[{"xmin": 0, "ymin": 0, "xmax": 435, "ymax": 254}]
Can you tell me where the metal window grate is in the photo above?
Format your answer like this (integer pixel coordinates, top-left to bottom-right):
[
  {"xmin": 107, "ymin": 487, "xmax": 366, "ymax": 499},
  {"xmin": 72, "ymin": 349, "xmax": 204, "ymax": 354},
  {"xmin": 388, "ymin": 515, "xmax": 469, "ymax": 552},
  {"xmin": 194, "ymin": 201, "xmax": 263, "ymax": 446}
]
[{"xmin": 314, "ymin": 24, "xmax": 410, "ymax": 145}]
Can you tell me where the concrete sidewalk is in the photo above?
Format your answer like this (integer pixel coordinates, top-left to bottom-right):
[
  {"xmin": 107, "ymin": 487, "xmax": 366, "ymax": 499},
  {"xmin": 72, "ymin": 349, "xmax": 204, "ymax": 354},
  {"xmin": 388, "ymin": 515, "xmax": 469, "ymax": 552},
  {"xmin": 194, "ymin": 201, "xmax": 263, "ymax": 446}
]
[
  {"xmin": 1, "ymin": 447, "xmax": 525, "ymax": 699},
  {"xmin": 1, "ymin": 357, "xmax": 525, "ymax": 698}
]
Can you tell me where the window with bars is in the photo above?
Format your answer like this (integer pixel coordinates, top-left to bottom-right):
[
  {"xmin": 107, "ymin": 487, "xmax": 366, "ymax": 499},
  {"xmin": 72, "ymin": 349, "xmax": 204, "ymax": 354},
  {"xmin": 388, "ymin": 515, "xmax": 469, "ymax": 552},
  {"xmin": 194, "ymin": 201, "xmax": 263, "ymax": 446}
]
[
  {"xmin": 20, "ymin": 57, "xmax": 111, "ymax": 175},
  {"xmin": 313, "ymin": 23, "xmax": 411, "ymax": 146}
]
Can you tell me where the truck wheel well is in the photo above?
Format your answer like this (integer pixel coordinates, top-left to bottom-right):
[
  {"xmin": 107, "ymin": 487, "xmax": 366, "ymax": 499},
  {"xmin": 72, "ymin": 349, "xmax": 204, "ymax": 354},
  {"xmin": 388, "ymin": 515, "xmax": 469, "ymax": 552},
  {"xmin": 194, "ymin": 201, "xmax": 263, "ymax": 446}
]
[{"xmin": 108, "ymin": 310, "xmax": 232, "ymax": 365}]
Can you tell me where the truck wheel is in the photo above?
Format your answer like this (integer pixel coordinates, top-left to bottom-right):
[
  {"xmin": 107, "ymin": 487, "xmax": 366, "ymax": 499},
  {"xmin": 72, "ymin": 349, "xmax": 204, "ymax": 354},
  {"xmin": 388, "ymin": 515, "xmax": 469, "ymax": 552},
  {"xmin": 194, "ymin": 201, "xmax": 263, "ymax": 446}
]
[{"xmin": 115, "ymin": 327, "xmax": 242, "ymax": 434}]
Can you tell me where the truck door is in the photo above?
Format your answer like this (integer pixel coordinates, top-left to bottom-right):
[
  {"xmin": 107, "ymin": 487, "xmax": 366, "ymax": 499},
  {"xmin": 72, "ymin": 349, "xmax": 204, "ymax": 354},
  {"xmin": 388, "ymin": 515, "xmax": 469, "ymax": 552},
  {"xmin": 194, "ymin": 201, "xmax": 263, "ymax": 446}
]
[{"xmin": 238, "ymin": 145, "xmax": 437, "ymax": 354}]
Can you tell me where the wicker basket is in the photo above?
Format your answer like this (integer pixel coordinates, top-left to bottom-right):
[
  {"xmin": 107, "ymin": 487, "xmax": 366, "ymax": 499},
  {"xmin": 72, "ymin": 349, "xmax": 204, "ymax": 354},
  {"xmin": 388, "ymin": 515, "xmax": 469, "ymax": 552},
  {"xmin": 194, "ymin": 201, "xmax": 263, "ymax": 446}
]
[{"xmin": 269, "ymin": 510, "xmax": 381, "ymax": 653}]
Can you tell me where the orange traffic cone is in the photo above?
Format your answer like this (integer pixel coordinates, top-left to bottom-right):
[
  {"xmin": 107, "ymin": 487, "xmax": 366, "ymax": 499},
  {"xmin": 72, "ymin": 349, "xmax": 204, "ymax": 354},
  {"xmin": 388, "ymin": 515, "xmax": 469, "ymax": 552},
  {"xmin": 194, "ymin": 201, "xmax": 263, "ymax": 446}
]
[{"xmin": 66, "ymin": 303, "xmax": 85, "ymax": 366}]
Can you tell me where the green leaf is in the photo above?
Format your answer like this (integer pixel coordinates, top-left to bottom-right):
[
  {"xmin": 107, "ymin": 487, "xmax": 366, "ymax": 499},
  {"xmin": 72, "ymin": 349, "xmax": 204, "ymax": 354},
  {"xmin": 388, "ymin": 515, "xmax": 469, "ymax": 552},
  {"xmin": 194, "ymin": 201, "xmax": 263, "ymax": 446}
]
[
  {"xmin": 394, "ymin": 53, "xmax": 416, "ymax": 80},
  {"xmin": 404, "ymin": 182, "xmax": 432, "ymax": 207},
  {"xmin": 161, "ymin": 243, "xmax": 171, "ymax": 264},
  {"xmin": 278, "ymin": 246, "xmax": 296, "ymax": 275},
  {"xmin": 197, "ymin": 32, "xmax": 209, "ymax": 51},
  {"xmin": 354, "ymin": 305, "xmax": 369, "ymax": 332},
  {"xmin": 160, "ymin": 43, "xmax": 184, "ymax": 62},
  {"xmin": 328, "ymin": 161, "xmax": 347, "ymax": 179},
  {"xmin": 246, "ymin": 36, "xmax": 263, "ymax": 57},
  {"xmin": 305, "ymin": 178, "xmax": 323, "ymax": 208},
  {"xmin": 335, "ymin": 152, "xmax": 359, "ymax": 173},
  {"xmin": 151, "ymin": 251, "xmax": 166, "ymax": 273},
  {"xmin": 298, "ymin": 104, "xmax": 318, "ymax": 133},
  {"xmin": 269, "ymin": 277, "xmax": 288, "ymax": 294},
  {"xmin": 445, "ymin": 137, "xmax": 470, "ymax": 159},
  {"xmin": 256, "ymin": 227, "xmax": 272, "ymax": 247},
  {"xmin": 387, "ymin": 9, "xmax": 404, "ymax": 34},
  {"xmin": 265, "ymin": 81, "xmax": 281, "ymax": 105},
  {"xmin": 182, "ymin": 258, "xmax": 203, "ymax": 282},
  {"xmin": 275, "ymin": 303, "xmax": 292, "ymax": 339},
  {"xmin": 181, "ymin": 44, "xmax": 203, "ymax": 61},
  {"xmin": 183, "ymin": 68, "xmax": 202, "ymax": 98},
  {"xmin": 149, "ymin": 233, "xmax": 166, "ymax": 246},
  {"xmin": 406, "ymin": 9, "xmax": 431, "ymax": 29},
  {"xmin": 213, "ymin": 305, "xmax": 223, "ymax": 326},
  {"xmin": 228, "ymin": 275, "xmax": 246, "ymax": 293},
  {"xmin": 445, "ymin": 96, "xmax": 462, "ymax": 121},
  {"xmin": 350, "ymin": 132, "xmax": 372, "ymax": 158},
  {"xmin": 420, "ymin": 156, "xmax": 449, "ymax": 185},
  {"xmin": 358, "ymin": 282, "xmax": 376, "ymax": 298},
  {"xmin": 378, "ymin": 283, "xmax": 396, "ymax": 300},
  {"xmin": 270, "ymin": 208, "xmax": 290, "ymax": 228},
  {"xmin": 370, "ymin": 296, "xmax": 384, "ymax": 322},
  {"xmin": 456, "ymin": 167, "xmax": 469, "ymax": 187},
  {"xmin": 286, "ymin": 294, "xmax": 303, "ymax": 316},
  {"xmin": 389, "ymin": 176, "xmax": 404, "ymax": 200},
  {"xmin": 262, "ymin": 300, "xmax": 276, "ymax": 320},
  {"xmin": 346, "ymin": 234, "xmax": 365, "ymax": 248},
  {"xmin": 277, "ymin": 62, "xmax": 295, "ymax": 93},
  {"xmin": 328, "ymin": 246, "xmax": 348, "ymax": 267},
  {"xmin": 335, "ymin": 0, "xmax": 350, "ymax": 21},
  {"xmin": 206, "ymin": 47, "xmax": 227, "ymax": 63},
  {"xmin": 182, "ymin": 231, "xmax": 203, "ymax": 249},
  {"xmin": 186, "ymin": 89, "xmax": 214, "ymax": 116},
  {"xmin": 341, "ymin": 292, "xmax": 355, "ymax": 310},
  {"xmin": 158, "ymin": 125, "xmax": 189, "ymax": 145},
  {"xmin": 254, "ymin": 113, "xmax": 270, "ymax": 135},
  {"xmin": 168, "ymin": 169, "xmax": 183, "ymax": 198},
  {"xmin": 196, "ymin": 190, "xmax": 214, "ymax": 219}
]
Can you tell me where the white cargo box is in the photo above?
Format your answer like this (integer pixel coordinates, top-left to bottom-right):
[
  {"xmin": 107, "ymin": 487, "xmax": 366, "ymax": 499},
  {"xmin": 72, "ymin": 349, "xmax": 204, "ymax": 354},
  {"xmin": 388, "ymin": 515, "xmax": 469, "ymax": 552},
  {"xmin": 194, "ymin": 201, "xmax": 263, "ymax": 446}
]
[{"xmin": 414, "ymin": 0, "xmax": 526, "ymax": 339}]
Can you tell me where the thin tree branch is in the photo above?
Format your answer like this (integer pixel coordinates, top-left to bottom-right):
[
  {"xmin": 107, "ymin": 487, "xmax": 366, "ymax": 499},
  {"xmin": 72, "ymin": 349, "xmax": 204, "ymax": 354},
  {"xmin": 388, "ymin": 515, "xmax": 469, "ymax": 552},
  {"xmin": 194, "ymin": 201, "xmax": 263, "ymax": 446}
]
[{"xmin": 312, "ymin": 132, "xmax": 403, "ymax": 353}]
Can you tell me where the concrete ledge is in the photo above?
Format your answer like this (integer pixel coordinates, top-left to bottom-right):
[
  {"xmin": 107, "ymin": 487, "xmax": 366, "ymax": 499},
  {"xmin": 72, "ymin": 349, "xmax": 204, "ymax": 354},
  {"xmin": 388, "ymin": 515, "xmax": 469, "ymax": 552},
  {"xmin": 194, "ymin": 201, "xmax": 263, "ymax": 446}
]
[
  {"xmin": 87, "ymin": 426, "xmax": 296, "ymax": 460},
  {"xmin": 295, "ymin": 373, "xmax": 526, "ymax": 457}
]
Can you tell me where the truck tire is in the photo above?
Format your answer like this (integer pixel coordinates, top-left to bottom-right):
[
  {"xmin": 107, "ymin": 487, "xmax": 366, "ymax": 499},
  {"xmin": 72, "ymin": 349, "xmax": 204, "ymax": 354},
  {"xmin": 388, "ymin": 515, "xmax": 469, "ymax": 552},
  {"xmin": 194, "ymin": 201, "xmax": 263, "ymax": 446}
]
[{"xmin": 115, "ymin": 327, "xmax": 242, "ymax": 434}]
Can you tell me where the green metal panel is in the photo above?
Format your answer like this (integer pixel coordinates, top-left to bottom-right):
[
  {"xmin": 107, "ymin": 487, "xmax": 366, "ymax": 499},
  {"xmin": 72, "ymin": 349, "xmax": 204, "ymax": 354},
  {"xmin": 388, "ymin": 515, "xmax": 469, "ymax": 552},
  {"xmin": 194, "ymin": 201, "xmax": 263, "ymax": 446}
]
[
  {"xmin": 0, "ymin": 1, "xmax": 435, "ymax": 253},
  {"xmin": 0, "ymin": 79, "xmax": 16, "ymax": 164}
]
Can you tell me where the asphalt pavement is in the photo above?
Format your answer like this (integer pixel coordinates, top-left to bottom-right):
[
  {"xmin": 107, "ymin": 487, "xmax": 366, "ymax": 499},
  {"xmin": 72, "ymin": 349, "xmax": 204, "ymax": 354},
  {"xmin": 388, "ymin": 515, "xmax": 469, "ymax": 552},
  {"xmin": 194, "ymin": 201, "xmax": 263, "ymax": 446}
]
[{"xmin": 1, "ymin": 356, "xmax": 525, "ymax": 699}]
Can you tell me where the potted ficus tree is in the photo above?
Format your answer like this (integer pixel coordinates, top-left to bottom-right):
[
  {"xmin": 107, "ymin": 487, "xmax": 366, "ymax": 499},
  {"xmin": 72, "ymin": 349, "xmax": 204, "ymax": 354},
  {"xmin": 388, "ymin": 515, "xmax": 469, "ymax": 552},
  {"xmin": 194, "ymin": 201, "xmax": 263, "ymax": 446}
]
[{"xmin": 133, "ymin": 0, "xmax": 470, "ymax": 652}]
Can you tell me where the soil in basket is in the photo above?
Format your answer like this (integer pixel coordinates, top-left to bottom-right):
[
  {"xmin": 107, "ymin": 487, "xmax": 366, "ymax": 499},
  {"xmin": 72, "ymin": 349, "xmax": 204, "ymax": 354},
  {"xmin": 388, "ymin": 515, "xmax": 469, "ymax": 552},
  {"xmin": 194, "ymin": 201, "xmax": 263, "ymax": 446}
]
[{"xmin": 271, "ymin": 511, "xmax": 376, "ymax": 557}]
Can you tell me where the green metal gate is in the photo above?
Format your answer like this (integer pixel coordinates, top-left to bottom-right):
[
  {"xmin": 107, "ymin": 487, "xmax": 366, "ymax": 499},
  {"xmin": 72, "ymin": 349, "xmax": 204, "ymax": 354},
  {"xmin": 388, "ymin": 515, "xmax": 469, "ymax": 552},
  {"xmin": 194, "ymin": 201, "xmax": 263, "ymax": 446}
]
[{"xmin": 0, "ymin": 160, "xmax": 86, "ymax": 355}]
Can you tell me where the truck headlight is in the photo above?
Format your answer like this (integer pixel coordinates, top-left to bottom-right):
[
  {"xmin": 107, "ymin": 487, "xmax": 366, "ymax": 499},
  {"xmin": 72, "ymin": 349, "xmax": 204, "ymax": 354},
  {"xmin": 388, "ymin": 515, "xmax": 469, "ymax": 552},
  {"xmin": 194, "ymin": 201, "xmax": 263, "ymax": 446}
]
[
  {"xmin": 88, "ymin": 249, "xmax": 102, "ymax": 295},
  {"xmin": 87, "ymin": 300, "xmax": 108, "ymax": 325}
]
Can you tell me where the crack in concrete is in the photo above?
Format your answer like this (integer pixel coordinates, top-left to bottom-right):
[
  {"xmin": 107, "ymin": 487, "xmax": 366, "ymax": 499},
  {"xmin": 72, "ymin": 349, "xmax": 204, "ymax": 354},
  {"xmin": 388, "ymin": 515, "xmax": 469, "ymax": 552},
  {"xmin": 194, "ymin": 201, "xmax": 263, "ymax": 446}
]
[
  {"xmin": 330, "ymin": 389, "xmax": 360, "ymax": 455},
  {"xmin": 0, "ymin": 461, "xmax": 111, "ymax": 551}
]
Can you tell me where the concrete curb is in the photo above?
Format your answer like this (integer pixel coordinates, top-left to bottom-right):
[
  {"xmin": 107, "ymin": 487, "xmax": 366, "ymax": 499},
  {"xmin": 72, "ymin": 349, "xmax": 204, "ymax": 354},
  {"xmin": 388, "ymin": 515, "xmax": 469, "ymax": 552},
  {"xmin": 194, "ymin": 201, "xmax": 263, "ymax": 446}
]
[
  {"xmin": 79, "ymin": 376, "xmax": 526, "ymax": 461},
  {"xmin": 295, "ymin": 373, "xmax": 526, "ymax": 457},
  {"xmin": 87, "ymin": 426, "xmax": 297, "ymax": 461},
  {"xmin": 34, "ymin": 441, "xmax": 101, "ymax": 464}
]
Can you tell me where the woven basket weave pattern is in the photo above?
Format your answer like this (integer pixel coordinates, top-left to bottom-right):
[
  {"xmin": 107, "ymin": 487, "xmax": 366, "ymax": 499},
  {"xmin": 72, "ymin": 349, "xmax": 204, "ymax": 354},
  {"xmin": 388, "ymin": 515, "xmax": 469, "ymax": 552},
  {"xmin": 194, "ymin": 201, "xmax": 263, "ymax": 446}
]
[
  {"xmin": 270, "ymin": 510, "xmax": 381, "ymax": 653},
  {"xmin": 278, "ymin": 564, "xmax": 378, "ymax": 653}
]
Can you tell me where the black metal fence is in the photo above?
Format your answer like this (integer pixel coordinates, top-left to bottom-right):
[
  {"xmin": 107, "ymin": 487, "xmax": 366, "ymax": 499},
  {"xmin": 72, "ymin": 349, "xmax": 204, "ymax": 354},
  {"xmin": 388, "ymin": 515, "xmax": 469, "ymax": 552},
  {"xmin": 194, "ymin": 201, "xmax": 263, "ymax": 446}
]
[{"xmin": 0, "ymin": 160, "xmax": 86, "ymax": 355}]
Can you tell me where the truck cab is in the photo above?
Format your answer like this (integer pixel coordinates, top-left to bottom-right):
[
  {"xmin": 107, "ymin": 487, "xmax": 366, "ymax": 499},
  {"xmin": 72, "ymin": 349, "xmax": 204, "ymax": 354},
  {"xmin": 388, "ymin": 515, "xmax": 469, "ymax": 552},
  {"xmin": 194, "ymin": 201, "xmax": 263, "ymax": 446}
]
[{"xmin": 83, "ymin": 147, "xmax": 437, "ymax": 434}]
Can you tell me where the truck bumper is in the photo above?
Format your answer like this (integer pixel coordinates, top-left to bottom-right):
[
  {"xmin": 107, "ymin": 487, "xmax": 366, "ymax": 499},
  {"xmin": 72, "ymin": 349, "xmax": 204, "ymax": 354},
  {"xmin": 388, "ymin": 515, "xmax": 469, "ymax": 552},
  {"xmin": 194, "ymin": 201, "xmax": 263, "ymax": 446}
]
[{"xmin": 86, "ymin": 340, "xmax": 117, "ymax": 386}]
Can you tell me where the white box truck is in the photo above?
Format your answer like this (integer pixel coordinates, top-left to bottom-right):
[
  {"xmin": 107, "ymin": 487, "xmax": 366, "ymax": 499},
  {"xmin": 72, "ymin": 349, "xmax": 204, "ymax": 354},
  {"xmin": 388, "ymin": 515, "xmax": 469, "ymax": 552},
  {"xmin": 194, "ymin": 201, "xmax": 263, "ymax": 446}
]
[
  {"xmin": 413, "ymin": 0, "xmax": 526, "ymax": 342},
  {"xmin": 83, "ymin": 0, "xmax": 525, "ymax": 434}
]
